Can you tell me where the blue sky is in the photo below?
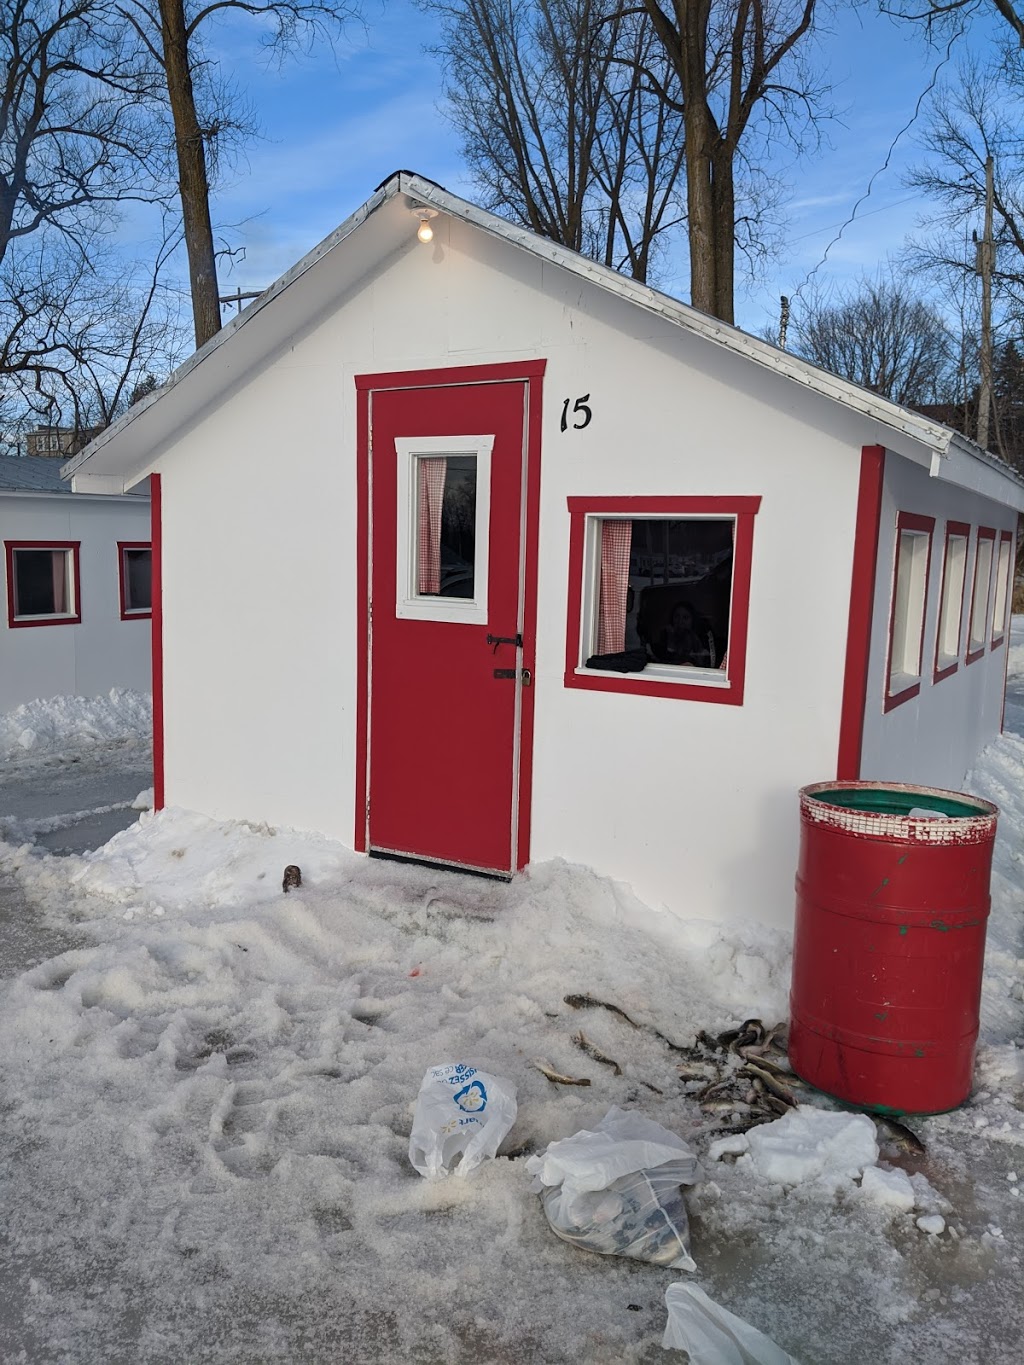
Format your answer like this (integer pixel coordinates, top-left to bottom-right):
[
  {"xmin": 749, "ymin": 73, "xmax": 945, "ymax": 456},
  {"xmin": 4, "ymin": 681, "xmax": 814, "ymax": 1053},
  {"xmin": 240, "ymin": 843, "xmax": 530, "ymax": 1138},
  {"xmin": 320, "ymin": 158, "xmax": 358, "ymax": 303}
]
[{"xmin": 150, "ymin": 2, "xmax": 1009, "ymax": 337}]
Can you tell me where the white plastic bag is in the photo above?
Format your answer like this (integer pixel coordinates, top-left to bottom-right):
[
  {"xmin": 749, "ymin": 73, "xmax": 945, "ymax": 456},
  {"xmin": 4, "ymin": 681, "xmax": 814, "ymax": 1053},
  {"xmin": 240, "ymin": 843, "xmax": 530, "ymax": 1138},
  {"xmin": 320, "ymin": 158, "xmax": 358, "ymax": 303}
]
[
  {"xmin": 527, "ymin": 1107, "xmax": 702, "ymax": 1270},
  {"xmin": 662, "ymin": 1283, "xmax": 799, "ymax": 1364},
  {"xmin": 408, "ymin": 1062, "xmax": 517, "ymax": 1179}
]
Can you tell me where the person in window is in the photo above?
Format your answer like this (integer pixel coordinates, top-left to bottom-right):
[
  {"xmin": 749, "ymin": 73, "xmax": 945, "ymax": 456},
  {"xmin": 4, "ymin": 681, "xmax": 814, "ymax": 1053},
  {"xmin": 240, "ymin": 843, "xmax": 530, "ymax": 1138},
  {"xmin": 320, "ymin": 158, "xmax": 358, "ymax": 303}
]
[{"xmin": 656, "ymin": 601, "xmax": 716, "ymax": 668}]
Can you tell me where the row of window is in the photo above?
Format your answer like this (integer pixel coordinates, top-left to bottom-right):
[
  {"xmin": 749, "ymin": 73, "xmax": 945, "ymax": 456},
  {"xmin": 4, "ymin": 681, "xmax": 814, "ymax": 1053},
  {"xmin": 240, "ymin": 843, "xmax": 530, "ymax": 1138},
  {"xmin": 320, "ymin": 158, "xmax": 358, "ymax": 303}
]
[
  {"xmin": 3, "ymin": 541, "xmax": 152, "ymax": 628},
  {"xmin": 886, "ymin": 516, "xmax": 1013, "ymax": 711}
]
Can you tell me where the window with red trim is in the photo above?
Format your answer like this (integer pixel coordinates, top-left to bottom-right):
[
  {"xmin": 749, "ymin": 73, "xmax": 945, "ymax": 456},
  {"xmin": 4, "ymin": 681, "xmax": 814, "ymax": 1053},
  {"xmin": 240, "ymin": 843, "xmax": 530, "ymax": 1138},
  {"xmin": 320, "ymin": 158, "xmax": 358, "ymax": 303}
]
[
  {"xmin": 564, "ymin": 497, "xmax": 761, "ymax": 705},
  {"xmin": 991, "ymin": 530, "xmax": 1013, "ymax": 648},
  {"xmin": 933, "ymin": 520, "xmax": 969, "ymax": 683},
  {"xmin": 967, "ymin": 527, "xmax": 996, "ymax": 664},
  {"xmin": 118, "ymin": 542, "xmax": 153, "ymax": 619},
  {"xmin": 5, "ymin": 541, "xmax": 81, "ymax": 627},
  {"xmin": 884, "ymin": 512, "xmax": 934, "ymax": 712}
]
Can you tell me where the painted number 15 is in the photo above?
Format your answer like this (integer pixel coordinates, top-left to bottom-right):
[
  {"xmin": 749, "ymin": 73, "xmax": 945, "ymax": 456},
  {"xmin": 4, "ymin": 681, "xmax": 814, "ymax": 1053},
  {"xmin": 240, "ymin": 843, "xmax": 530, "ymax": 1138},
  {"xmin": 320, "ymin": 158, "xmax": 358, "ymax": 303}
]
[{"xmin": 560, "ymin": 394, "xmax": 593, "ymax": 432}]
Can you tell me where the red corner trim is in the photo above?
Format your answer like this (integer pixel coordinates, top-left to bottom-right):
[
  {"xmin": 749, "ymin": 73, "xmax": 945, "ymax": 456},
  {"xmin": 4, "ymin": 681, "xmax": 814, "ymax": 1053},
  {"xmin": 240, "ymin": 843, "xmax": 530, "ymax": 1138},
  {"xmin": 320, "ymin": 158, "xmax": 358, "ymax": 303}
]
[
  {"xmin": 837, "ymin": 446, "xmax": 885, "ymax": 780},
  {"xmin": 563, "ymin": 496, "xmax": 761, "ymax": 706},
  {"xmin": 151, "ymin": 474, "xmax": 165, "ymax": 811},
  {"xmin": 883, "ymin": 510, "xmax": 935, "ymax": 714},
  {"xmin": 4, "ymin": 540, "xmax": 82, "ymax": 627},
  {"xmin": 1001, "ymin": 530, "xmax": 1017, "ymax": 732},
  {"xmin": 117, "ymin": 541, "xmax": 153, "ymax": 620},
  {"xmin": 354, "ymin": 389, "xmax": 370, "ymax": 853},
  {"xmin": 933, "ymin": 520, "xmax": 970, "ymax": 684}
]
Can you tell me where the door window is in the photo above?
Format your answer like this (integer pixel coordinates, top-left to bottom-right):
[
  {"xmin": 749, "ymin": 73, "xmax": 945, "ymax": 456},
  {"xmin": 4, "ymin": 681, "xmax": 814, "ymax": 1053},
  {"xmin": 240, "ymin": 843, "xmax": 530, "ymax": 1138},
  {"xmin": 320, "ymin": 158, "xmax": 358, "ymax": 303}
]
[{"xmin": 395, "ymin": 435, "xmax": 492, "ymax": 624}]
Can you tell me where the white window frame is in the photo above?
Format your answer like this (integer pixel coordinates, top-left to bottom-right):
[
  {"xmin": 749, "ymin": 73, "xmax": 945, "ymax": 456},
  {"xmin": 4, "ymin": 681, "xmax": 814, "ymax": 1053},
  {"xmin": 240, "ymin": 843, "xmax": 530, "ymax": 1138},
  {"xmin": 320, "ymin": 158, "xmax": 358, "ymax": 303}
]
[
  {"xmin": 579, "ymin": 512, "xmax": 732, "ymax": 689},
  {"xmin": 885, "ymin": 513, "xmax": 933, "ymax": 710},
  {"xmin": 967, "ymin": 528, "xmax": 995, "ymax": 662},
  {"xmin": 394, "ymin": 434, "xmax": 493, "ymax": 625},
  {"xmin": 933, "ymin": 523, "xmax": 968, "ymax": 681},
  {"xmin": 992, "ymin": 531, "xmax": 1013, "ymax": 647}
]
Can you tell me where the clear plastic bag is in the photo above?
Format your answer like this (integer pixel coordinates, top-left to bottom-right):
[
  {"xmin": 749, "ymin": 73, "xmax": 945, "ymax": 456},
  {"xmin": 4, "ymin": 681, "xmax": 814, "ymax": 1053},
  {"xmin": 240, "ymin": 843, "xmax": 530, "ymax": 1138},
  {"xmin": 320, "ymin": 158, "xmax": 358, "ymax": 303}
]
[
  {"xmin": 527, "ymin": 1107, "xmax": 702, "ymax": 1270},
  {"xmin": 662, "ymin": 1283, "xmax": 800, "ymax": 1364},
  {"xmin": 408, "ymin": 1062, "xmax": 517, "ymax": 1179}
]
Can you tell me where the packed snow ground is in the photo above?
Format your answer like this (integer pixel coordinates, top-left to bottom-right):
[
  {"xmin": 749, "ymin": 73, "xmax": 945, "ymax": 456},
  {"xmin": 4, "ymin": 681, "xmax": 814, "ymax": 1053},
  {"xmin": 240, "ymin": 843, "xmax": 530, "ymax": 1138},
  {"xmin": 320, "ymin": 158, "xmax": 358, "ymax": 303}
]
[{"xmin": 1, "ymin": 642, "xmax": 1024, "ymax": 1363}]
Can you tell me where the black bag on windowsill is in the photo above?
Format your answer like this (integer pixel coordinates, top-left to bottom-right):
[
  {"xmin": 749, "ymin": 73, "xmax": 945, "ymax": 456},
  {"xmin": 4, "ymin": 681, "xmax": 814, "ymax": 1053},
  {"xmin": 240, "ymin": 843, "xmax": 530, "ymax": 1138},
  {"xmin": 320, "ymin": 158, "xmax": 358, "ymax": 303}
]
[{"xmin": 585, "ymin": 648, "xmax": 649, "ymax": 673}]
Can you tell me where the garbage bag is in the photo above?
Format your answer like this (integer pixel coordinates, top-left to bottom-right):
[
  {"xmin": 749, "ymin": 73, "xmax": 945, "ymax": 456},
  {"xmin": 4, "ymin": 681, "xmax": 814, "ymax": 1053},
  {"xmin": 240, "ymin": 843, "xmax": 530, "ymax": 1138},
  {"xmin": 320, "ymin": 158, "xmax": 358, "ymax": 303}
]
[
  {"xmin": 662, "ymin": 1283, "xmax": 799, "ymax": 1364},
  {"xmin": 527, "ymin": 1106, "xmax": 702, "ymax": 1270},
  {"xmin": 408, "ymin": 1062, "xmax": 517, "ymax": 1179}
]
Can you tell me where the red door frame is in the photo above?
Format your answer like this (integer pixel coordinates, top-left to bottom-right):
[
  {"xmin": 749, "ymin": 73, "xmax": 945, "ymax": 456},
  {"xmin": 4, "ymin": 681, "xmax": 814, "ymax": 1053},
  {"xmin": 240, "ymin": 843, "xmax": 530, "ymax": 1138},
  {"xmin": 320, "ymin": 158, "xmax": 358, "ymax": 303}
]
[{"xmin": 354, "ymin": 360, "xmax": 545, "ymax": 872}]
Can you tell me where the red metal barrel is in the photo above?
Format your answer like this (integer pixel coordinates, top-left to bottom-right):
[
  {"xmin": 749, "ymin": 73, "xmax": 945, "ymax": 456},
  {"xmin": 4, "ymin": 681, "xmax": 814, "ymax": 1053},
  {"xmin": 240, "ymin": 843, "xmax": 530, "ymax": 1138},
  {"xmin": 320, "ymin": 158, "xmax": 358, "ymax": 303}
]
[{"xmin": 789, "ymin": 780, "xmax": 998, "ymax": 1115}]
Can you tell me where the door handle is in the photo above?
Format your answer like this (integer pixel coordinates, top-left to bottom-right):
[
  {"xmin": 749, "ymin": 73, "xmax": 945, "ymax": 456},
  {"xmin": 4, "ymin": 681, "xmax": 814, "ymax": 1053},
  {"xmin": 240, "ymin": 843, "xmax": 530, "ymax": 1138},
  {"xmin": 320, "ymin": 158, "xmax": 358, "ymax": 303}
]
[{"xmin": 486, "ymin": 633, "xmax": 523, "ymax": 652}]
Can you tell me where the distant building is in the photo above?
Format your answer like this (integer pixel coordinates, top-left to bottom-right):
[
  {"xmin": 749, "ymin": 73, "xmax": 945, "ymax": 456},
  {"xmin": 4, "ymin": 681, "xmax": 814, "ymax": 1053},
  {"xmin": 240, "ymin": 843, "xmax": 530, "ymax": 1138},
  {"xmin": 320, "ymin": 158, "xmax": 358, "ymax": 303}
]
[{"xmin": 24, "ymin": 425, "xmax": 102, "ymax": 458}]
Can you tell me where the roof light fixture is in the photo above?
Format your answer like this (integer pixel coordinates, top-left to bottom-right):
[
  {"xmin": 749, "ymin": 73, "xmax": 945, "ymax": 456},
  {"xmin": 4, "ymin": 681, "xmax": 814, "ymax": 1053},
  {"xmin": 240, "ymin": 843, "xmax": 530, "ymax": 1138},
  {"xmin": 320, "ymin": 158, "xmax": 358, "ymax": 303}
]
[{"xmin": 413, "ymin": 207, "xmax": 438, "ymax": 243}]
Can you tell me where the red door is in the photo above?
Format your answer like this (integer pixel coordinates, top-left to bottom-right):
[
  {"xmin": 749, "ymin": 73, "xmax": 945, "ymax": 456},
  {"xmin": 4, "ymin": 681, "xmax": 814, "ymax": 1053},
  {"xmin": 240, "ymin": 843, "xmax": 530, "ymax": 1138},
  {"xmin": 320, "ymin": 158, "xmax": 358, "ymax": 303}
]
[{"xmin": 361, "ymin": 370, "xmax": 539, "ymax": 876}]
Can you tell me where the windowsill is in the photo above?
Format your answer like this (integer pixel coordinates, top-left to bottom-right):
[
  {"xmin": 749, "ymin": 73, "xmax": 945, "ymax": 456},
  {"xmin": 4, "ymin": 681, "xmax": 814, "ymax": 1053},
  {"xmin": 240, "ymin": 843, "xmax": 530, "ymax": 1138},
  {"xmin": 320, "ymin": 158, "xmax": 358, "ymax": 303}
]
[
  {"xmin": 933, "ymin": 656, "xmax": 959, "ymax": 684},
  {"xmin": 11, "ymin": 612, "xmax": 80, "ymax": 628},
  {"xmin": 566, "ymin": 662, "xmax": 740, "ymax": 704},
  {"xmin": 884, "ymin": 673, "xmax": 921, "ymax": 712},
  {"xmin": 966, "ymin": 643, "xmax": 986, "ymax": 665},
  {"xmin": 122, "ymin": 609, "xmax": 152, "ymax": 620},
  {"xmin": 991, "ymin": 633, "xmax": 1006, "ymax": 650},
  {"xmin": 580, "ymin": 662, "xmax": 730, "ymax": 688}
]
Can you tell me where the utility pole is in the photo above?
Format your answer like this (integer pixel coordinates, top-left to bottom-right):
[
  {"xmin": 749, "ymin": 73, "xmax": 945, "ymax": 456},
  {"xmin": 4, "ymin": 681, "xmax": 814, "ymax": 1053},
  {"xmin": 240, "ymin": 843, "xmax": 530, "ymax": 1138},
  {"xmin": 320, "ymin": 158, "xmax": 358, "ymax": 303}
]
[
  {"xmin": 778, "ymin": 295, "xmax": 790, "ymax": 350},
  {"xmin": 977, "ymin": 156, "xmax": 995, "ymax": 449}
]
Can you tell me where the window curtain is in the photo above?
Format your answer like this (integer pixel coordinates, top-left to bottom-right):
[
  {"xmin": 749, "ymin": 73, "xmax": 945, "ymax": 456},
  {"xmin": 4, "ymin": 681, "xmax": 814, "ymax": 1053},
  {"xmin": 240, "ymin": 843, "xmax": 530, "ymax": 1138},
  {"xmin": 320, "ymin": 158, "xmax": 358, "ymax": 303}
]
[
  {"xmin": 597, "ymin": 520, "xmax": 632, "ymax": 654},
  {"xmin": 51, "ymin": 550, "xmax": 67, "ymax": 614},
  {"xmin": 417, "ymin": 457, "xmax": 447, "ymax": 594}
]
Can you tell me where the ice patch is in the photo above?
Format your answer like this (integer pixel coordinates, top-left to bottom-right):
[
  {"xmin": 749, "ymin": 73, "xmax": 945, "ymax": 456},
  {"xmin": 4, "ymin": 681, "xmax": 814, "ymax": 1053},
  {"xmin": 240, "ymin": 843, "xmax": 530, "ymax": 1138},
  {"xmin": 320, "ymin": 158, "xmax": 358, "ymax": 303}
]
[
  {"xmin": 859, "ymin": 1164, "xmax": 915, "ymax": 1212},
  {"xmin": 711, "ymin": 1107, "xmax": 879, "ymax": 1188}
]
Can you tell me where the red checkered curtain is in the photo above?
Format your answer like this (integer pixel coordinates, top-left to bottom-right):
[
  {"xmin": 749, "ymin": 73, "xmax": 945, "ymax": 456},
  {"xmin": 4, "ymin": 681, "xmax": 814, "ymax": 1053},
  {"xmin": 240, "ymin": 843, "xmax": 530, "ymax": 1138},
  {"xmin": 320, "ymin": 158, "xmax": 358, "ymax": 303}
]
[
  {"xmin": 417, "ymin": 457, "xmax": 447, "ymax": 594},
  {"xmin": 51, "ymin": 551, "xmax": 67, "ymax": 614},
  {"xmin": 597, "ymin": 520, "xmax": 632, "ymax": 654},
  {"xmin": 720, "ymin": 518, "xmax": 736, "ymax": 671}
]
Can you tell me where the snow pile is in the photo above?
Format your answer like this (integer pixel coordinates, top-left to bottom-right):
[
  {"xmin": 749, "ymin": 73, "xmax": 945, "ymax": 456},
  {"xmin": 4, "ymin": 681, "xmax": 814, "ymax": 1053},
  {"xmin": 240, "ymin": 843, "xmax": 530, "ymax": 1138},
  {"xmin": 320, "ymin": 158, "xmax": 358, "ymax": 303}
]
[
  {"xmin": 0, "ymin": 688, "xmax": 151, "ymax": 760},
  {"xmin": 710, "ymin": 1107, "xmax": 878, "ymax": 1189}
]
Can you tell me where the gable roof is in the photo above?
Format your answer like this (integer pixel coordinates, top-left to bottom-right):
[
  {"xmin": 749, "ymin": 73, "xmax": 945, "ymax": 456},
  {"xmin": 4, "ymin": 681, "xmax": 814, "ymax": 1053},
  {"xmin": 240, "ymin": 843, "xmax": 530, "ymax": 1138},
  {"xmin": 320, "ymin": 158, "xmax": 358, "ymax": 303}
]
[
  {"xmin": 63, "ymin": 170, "xmax": 1024, "ymax": 509},
  {"xmin": 0, "ymin": 455, "xmax": 71, "ymax": 492}
]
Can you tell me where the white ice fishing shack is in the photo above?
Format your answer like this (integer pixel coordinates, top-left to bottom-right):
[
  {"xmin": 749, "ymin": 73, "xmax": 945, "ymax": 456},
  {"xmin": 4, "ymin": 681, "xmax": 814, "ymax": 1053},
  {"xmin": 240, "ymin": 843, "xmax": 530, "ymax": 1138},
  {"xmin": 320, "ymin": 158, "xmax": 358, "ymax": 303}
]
[
  {"xmin": 62, "ymin": 172, "xmax": 1024, "ymax": 930},
  {"xmin": 1, "ymin": 455, "xmax": 152, "ymax": 711}
]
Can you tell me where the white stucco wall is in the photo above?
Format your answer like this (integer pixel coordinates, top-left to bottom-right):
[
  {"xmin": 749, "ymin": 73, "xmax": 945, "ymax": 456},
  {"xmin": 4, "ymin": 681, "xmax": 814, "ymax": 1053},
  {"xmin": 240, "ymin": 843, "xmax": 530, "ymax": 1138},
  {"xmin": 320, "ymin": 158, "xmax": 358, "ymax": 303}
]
[
  {"xmin": 0, "ymin": 492, "xmax": 152, "ymax": 711},
  {"xmin": 859, "ymin": 453, "xmax": 1017, "ymax": 789},
  {"xmin": 138, "ymin": 216, "xmax": 908, "ymax": 934}
]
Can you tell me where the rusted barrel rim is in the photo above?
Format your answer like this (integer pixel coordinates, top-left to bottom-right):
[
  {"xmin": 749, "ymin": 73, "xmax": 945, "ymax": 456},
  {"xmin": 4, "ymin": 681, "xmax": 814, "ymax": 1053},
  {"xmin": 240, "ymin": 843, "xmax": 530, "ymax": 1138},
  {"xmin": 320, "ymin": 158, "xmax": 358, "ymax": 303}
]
[{"xmin": 801, "ymin": 780, "xmax": 998, "ymax": 845}]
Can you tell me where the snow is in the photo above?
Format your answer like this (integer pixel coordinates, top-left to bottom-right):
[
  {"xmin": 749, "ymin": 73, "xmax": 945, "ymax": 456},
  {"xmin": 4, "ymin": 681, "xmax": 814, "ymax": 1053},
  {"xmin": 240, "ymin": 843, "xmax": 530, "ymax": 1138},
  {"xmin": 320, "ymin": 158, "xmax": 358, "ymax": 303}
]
[
  {"xmin": 711, "ymin": 1108, "xmax": 879, "ymax": 1189},
  {"xmin": 859, "ymin": 1164, "xmax": 916, "ymax": 1213},
  {"xmin": 0, "ymin": 688, "xmax": 151, "ymax": 761},
  {"xmin": 1, "ymin": 629, "xmax": 1024, "ymax": 1361}
]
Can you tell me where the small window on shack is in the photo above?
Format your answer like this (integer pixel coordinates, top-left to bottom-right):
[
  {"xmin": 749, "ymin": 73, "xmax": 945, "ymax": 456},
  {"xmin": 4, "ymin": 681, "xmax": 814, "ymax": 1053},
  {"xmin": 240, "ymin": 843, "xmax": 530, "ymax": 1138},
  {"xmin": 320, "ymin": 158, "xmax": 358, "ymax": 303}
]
[
  {"xmin": 885, "ymin": 512, "xmax": 934, "ymax": 711},
  {"xmin": 933, "ymin": 521, "xmax": 969, "ymax": 683},
  {"xmin": 564, "ymin": 497, "xmax": 760, "ymax": 705},
  {"xmin": 991, "ymin": 531, "xmax": 1013, "ymax": 648},
  {"xmin": 118, "ymin": 543, "xmax": 152, "ymax": 618},
  {"xmin": 5, "ymin": 542, "xmax": 81, "ymax": 627},
  {"xmin": 967, "ymin": 528, "xmax": 995, "ymax": 664}
]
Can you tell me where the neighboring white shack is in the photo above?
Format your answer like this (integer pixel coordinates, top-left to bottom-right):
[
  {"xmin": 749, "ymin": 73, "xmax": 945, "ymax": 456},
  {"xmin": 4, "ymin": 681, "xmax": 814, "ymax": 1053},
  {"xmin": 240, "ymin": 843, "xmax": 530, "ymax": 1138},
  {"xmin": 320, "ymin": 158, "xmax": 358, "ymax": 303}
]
[
  {"xmin": 0, "ymin": 456, "xmax": 152, "ymax": 712},
  {"xmin": 63, "ymin": 172, "xmax": 1024, "ymax": 930}
]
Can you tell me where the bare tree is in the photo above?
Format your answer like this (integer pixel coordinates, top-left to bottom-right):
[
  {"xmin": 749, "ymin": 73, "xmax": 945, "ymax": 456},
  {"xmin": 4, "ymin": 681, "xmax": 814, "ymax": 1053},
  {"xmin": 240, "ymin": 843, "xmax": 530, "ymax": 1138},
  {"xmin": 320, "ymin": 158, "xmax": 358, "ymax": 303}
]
[
  {"xmin": 114, "ymin": 0, "xmax": 363, "ymax": 350},
  {"xmin": 883, "ymin": 0, "xmax": 1024, "ymax": 48},
  {"xmin": 789, "ymin": 274, "xmax": 955, "ymax": 405},
  {"xmin": 424, "ymin": 0, "xmax": 687, "ymax": 282},
  {"xmin": 635, "ymin": 0, "xmax": 826, "ymax": 324},
  {"xmin": 1, "ymin": 225, "xmax": 188, "ymax": 438},
  {"xmin": 0, "ymin": 0, "xmax": 181, "ymax": 434}
]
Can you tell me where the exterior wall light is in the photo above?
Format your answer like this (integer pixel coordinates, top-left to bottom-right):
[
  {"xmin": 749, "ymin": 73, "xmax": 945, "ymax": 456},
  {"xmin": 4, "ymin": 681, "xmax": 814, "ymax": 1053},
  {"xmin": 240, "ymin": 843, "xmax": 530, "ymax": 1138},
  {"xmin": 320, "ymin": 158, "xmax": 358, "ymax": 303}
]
[{"xmin": 413, "ymin": 208, "xmax": 438, "ymax": 243}]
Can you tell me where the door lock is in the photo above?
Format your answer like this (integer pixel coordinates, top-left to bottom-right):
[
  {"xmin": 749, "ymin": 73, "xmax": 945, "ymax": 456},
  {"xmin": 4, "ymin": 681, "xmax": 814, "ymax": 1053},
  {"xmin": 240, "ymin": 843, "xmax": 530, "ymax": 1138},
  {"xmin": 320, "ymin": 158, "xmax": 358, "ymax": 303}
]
[
  {"xmin": 486, "ymin": 633, "xmax": 523, "ymax": 652},
  {"xmin": 493, "ymin": 668, "xmax": 532, "ymax": 685}
]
